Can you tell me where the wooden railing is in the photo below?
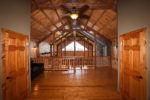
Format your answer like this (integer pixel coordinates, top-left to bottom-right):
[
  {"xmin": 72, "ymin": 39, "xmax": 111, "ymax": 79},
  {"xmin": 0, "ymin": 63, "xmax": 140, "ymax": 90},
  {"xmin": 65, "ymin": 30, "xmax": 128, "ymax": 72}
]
[{"xmin": 32, "ymin": 56, "xmax": 111, "ymax": 70}]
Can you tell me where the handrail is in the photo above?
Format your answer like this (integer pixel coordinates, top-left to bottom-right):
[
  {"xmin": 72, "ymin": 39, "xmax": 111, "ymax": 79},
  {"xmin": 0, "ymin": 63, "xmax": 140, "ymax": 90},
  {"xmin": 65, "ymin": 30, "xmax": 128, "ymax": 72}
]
[{"xmin": 32, "ymin": 56, "xmax": 111, "ymax": 70}]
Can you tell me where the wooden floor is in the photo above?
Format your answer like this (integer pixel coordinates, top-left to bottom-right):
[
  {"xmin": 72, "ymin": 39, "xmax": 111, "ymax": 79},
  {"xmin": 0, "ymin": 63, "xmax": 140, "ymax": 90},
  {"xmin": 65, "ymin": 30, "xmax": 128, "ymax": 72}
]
[{"xmin": 26, "ymin": 68, "xmax": 122, "ymax": 100}]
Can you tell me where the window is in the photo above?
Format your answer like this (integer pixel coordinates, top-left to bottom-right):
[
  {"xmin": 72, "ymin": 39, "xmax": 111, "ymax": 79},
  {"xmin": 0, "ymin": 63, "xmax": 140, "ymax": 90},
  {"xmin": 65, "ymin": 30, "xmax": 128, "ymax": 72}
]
[{"xmin": 62, "ymin": 41, "xmax": 88, "ymax": 51}]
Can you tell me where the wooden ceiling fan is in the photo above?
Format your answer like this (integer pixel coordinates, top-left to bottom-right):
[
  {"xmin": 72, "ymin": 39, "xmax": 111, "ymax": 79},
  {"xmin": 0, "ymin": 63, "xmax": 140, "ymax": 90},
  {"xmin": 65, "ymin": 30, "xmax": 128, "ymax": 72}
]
[{"xmin": 60, "ymin": 5, "xmax": 90, "ymax": 20}]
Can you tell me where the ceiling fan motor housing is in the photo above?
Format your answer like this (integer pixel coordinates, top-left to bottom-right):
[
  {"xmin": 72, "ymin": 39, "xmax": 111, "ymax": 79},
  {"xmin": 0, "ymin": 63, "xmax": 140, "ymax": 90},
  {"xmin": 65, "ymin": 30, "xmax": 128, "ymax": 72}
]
[
  {"xmin": 72, "ymin": 6, "xmax": 77, "ymax": 13},
  {"xmin": 69, "ymin": 0, "xmax": 78, "ymax": 3}
]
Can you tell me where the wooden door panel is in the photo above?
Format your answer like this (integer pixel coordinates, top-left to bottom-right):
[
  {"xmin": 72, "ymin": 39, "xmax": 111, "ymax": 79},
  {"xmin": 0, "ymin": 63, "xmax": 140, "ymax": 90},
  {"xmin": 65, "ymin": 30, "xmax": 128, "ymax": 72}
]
[
  {"xmin": 2, "ymin": 29, "xmax": 29, "ymax": 100},
  {"xmin": 120, "ymin": 28, "xmax": 147, "ymax": 100}
]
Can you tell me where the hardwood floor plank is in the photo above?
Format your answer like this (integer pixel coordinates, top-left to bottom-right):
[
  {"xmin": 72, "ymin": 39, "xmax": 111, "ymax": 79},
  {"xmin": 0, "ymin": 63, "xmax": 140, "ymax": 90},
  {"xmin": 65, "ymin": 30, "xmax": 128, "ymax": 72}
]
[{"xmin": 26, "ymin": 68, "xmax": 122, "ymax": 100}]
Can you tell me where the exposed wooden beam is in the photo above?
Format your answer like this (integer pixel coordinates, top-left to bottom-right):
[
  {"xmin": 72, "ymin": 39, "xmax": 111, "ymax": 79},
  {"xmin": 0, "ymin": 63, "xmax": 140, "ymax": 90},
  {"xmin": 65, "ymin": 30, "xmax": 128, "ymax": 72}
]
[
  {"xmin": 86, "ymin": 0, "xmax": 104, "ymax": 26},
  {"xmin": 48, "ymin": 0, "xmax": 64, "ymax": 25},
  {"xmin": 80, "ymin": 21, "xmax": 112, "ymax": 44},
  {"xmin": 55, "ymin": 32, "xmax": 94, "ymax": 46},
  {"xmin": 74, "ymin": 33, "xmax": 76, "ymax": 56},
  {"xmin": 32, "ymin": 17, "xmax": 51, "ymax": 32},
  {"xmin": 97, "ymin": 17, "xmax": 117, "ymax": 32},
  {"xmin": 38, "ymin": 22, "xmax": 69, "ymax": 43},
  {"xmin": 64, "ymin": 35, "xmax": 66, "ymax": 56},
  {"xmin": 32, "ymin": 2, "xmax": 116, "ymax": 12},
  {"xmin": 94, "ymin": 31, "xmax": 97, "ymax": 68},
  {"xmin": 57, "ymin": 35, "xmax": 93, "ymax": 49},
  {"xmin": 33, "ymin": 0, "xmax": 58, "ymax": 29},
  {"xmin": 91, "ymin": 10, "xmax": 106, "ymax": 28},
  {"xmin": 86, "ymin": 10, "xmax": 93, "ymax": 25},
  {"xmin": 59, "ymin": 29, "xmax": 91, "ymax": 32},
  {"xmin": 52, "ymin": 32, "xmax": 70, "ymax": 44}
]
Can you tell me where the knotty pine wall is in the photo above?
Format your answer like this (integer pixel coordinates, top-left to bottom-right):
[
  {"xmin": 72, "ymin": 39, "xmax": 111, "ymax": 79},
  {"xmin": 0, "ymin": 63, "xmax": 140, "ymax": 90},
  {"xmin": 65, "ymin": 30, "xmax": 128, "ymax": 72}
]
[
  {"xmin": 0, "ymin": 0, "xmax": 31, "ymax": 99},
  {"xmin": 111, "ymin": 38, "xmax": 118, "ymax": 71},
  {"xmin": 30, "ymin": 41, "xmax": 37, "ymax": 58},
  {"xmin": 118, "ymin": 0, "xmax": 150, "ymax": 99}
]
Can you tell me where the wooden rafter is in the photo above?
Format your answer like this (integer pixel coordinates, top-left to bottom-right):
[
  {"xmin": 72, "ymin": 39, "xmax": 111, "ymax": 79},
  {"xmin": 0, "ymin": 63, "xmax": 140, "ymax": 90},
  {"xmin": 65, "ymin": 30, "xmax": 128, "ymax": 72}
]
[
  {"xmin": 33, "ymin": 0, "xmax": 58, "ymax": 29},
  {"xmin": 97, "ymin": 17, "xmax": 117, "ymax": 32},
  {"xmin": 59, "ymin": 29, "xmax": 91, "ymax": 32},
  {"xmin": 86, "ymin": 10, "xmax": 93, "ymax": 25},
  {"xmin": 57, "ymin": 35, "xmax": 93, "ymax": 48},
  {"xmin": 52, "ymin": 32, "xmax": 70, "ymax": 44},
  {"xmin": 38, "ymin": 22, "xmax": 69, "ymax": 43},
  {"xmin": 54, "ymin": 31, "xmax": 95, "ymax": 45},
  {"xmin": 56, "ymin": 33, "xmax": 93, "ymax": 46},
  {"xmin": 31, "ymin": 28, "xmax": 45, "ymax": 35},
  {"xmin": 32, "ymin": 2, "xmax": 116, "ymax": 12},
  {"xmin": 80, "ymin": 21, "xmax": 111, "ymax": 44},
  {"xmin": 91, "ymin": 10, "xmax": 106, "ymax": 28},
  {"xmin": 32, "ymin": 16, "xmax": 51, "ymax": 32},
  {"xmin": 48, "ymin": 0, "xmax": 64, "ymax": 25}
]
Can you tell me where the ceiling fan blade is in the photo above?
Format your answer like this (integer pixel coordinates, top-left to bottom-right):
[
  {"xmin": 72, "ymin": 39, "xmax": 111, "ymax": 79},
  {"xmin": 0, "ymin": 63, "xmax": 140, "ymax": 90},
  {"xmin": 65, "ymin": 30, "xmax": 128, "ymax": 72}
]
[
  {"xmin": 61, "ymin": 13, "xmax": 71, "ymax": 17},
  {"xmin": 61, "ymin": 5, "xmax": 71, "ymax": 13},
  {"xmin": 79, "ymin": 14, "xmax": 90, "ymax": 19},
  {"xmin": 78, "ymin": 5, "xmax": 89, "ymax": 14}
]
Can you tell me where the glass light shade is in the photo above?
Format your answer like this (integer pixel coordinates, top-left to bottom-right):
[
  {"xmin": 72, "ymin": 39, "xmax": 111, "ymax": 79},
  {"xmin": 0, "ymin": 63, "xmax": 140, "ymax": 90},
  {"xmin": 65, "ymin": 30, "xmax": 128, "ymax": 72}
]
[{"xmin": 70, "ymin": 14, "xmax": 79, "ymax": 19}]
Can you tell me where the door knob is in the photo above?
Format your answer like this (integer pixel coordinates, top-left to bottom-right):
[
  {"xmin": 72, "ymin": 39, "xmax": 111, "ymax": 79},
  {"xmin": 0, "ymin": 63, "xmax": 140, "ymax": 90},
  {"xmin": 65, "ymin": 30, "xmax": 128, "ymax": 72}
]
[
  {"xmin": 136, "ymin": 76, "xmax": 143, "ymax": 79},
  {"xmin": 6, "ymin": 76, "xmax": 12, "ymax": 80}
]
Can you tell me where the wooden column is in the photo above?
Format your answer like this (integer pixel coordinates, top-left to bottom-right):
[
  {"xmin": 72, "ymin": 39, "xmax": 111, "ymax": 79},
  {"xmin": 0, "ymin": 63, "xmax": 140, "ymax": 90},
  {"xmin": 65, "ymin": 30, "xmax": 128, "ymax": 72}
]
[
  {"xmin": 84, "ymin": 39, "xmax": 85, "ymax": 56},
  {"xmin": 65, "ymin": 36, "xmax": 67, "ymax": 56},
  {"xmin": 61, "ymin": 36, "xmax": 63, "ymax": 56},
  {"xmin": 74, "ymin": 32, "xmax": 76, "ymax": 56},
  {"xmin": 92, "ymin": 45, "xmax": 93, "ymax": 57},
  {"xmin": 50, "ymin": 44, "xmax": 52, "ymax": 56},
  {"xmin": 53, "ymin": 33, "xmax": 55, "ymax": 57},
  {"xmin": 52, "ymin": 32, "xmax": 56, "ymax": 70},
  {"xmin": 88, "ymin": 40, "xmax": 89, "ymax": 57},
  {"xmin": 36, "ymin": 43, "xmax": 40, "ymax": 57},
  {"xmin": 94, "ymin": 33, "xmax": 97, "ymax": 69}
]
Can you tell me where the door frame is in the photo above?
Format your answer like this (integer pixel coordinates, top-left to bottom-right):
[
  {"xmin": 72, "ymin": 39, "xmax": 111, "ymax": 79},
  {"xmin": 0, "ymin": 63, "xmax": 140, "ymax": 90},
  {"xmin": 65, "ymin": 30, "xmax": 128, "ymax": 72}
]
[
  {"xmin": 119, "ymin": 27, "xmax": 147, "ymax": 100},
  {"xmin": 1, "ymin": 28, "xmax": 30, "ymax": 100}
]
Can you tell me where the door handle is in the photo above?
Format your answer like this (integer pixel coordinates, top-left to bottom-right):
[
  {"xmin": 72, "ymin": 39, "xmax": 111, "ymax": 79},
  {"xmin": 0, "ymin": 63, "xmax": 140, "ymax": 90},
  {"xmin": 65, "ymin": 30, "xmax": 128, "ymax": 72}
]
[
  {"xmin": 136, "ymin": 75, "xmax": 143, "ymax": 79},
  {"xmin": 6, "ymin": 76, "xmax": 12, "ymax": 80}
]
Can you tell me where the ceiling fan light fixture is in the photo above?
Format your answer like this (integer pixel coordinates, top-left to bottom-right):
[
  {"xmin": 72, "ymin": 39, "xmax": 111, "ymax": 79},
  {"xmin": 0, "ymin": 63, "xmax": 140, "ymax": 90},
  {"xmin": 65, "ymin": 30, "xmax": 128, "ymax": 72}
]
[{"xmin": 70, "ymin": 13, "xmax": 79, "ymax": 19}]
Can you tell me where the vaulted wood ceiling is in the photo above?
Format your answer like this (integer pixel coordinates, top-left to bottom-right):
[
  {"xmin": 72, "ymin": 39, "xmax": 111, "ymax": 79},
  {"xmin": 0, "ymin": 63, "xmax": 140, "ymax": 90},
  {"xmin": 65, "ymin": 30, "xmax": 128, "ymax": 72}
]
[{"xmin": 31, "ymin": 0, "xmax": 117, "ymax": 43}]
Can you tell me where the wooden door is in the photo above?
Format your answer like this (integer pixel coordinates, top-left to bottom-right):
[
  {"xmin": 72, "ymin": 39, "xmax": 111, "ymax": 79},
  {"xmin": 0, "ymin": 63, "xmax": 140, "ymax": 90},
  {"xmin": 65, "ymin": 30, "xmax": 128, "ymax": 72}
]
[
  {"xmin": 1, "ymin": 29, "xmax": 29, "ymax": 100},
  {"xmin": 120, "ymin": 28, "xmax": 147, "ymax": 100}
]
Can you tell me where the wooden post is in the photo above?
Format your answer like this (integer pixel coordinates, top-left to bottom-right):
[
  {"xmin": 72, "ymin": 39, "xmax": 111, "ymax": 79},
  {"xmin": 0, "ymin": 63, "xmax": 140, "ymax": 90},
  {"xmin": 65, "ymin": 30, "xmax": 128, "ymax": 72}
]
[
  {"xmin": 84, "ymin": 39, "xmax": 85, "ymax": 56},
  {"xmin": 88, "ymin": 40, "xmax": 89, "ymax": 57},
  {"xmin": 53, "ymin": 33, "xmax": 55, "ymax": 57},
  {"xmin": 61, "ymin": 36, "xmax": 63, "ymax": 57},
  {"xmin": 92, "ymin": 45, "xmax": 93, "ymax": 57},
  {"xmin": 52, "ymin": 32, "xmax": 56, "ymax": 70},
  {"xmin": 36, "ymin": 43, "xmax": 40, "ymax": 57},
  {"xmin": 73, "ymin": 31, "xmax": 76, "ymax": 72},
  {"xmin": 50, "ymin": 44, "xmax": 52, "ymax": 56},
  {"xmin": 74, "ymin": 32, "xmax": 76, "ymax": 56},
  {"xmin": 94, "ymin": 33, "xmax": 97, "ymax": 69},
  {"xmin": 65, "ymin": 36, "xmax": 67, "ymax": 56}
]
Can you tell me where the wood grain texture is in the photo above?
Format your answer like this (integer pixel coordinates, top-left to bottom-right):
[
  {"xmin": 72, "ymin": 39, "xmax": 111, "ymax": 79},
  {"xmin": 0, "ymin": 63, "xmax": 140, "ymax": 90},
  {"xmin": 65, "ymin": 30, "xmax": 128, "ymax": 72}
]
[
  {"xmin": 26, "ymin": 68, "xmax": 122, "ymax": 100},
  {"xmin": 32, "ymin": 56, "xmax": 111, "ymax": 71},
  {"xmin": 31, "ymin": 0, "xmax": 117, "ymax": 43},
  {"xmin": 120, "ymin": 28, "xmax": 147, "ymax": 100},
  {"xmin": 2, "ymin": 28, "xmax": 29, "ymax": 100}
]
